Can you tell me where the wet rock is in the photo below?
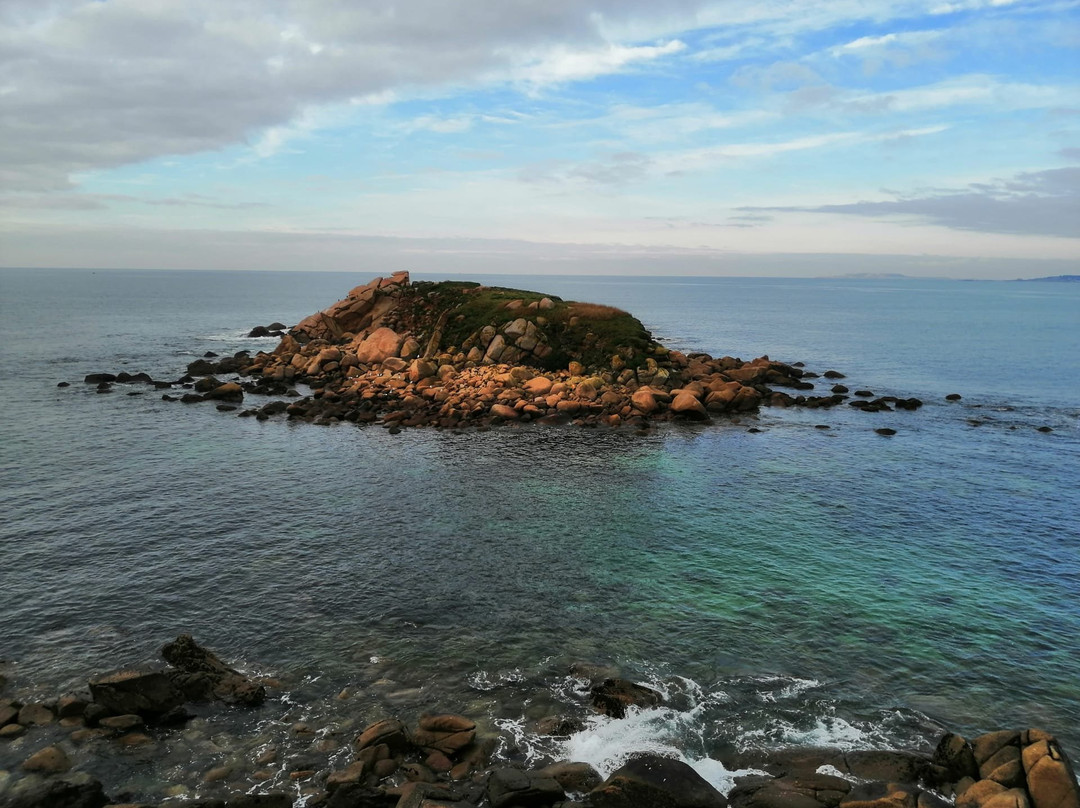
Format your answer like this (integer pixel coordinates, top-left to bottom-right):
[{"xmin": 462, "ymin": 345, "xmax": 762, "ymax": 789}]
[
  {"xmin": 22, "ymin": 744, "xmax": 71, "ymax": 773},
  {"xmin": 841, "ymin": 782, "xmax": 920, "ymax": 808},
  {"xmin": 538, "ymin": 762, "xmax": 603, "ymax": 793},
  {"xmin": 356, "ymin": 718, "xmax": 412, "ymax": 755},
  {"xmin": 17, "ymin": 704, "xmax": 54, "ymax": 726},
  {"xmin": 324, "ymin": 783, "xmax": 398, "ymax": 807},
  {"xmin": 98, "ymin": 714, "xmax": 143, "ymax": 731},
  {"xmin": 1, "ymin": 772, "xmax": 109, "ymax": 808},
  {"xmin": 875, "ymin": 428, "xmax": 897, "ymax": 436},
  {"xmin": 412, "ymin": 714, "xmax": 476, "ymax": 756},
  {"xmin": 227, "ymin": 794, "xmax": 294, "ymax": 808},
  {"xmin": 946, "ymin": 393, "xmax": 962, "ymax": 401},
  {"xmin": 55, "ymin": 696, "xmax": 88, "ymax": 719},
  {"xmin": 590, "ymin": 679, "xmax": 663, "ymax": 719},
  {"xmin": 83, "ymin": 373, "xmax": 117, "ymax": 384},
  {"xmin": 205, "ymin": 382, "xmax": 244, "ymax": 403},
  {"xmin": 88, "ymin": 670, "xmax": 183, "ymax": 718},
  {"xmin": 586, "ymin": 753, "xmax": 728, "ymax": 807},
  {"xmin": 1, "ymin": 723, "xmax": 26, "ymax": 739},
  {"xmin": 823, "ymin": 371, "xmax": 846, "ymax": 379},
  {"xmin": 933, "ymin": 733, "xmax": 979, "ymax": 783},
  {"xmin": 487, "ymin": 766, "xmax": 565, "ymax": 808},
  {"xmin": 161, "ymin": 634, "xmax": 265, "ymax": 706},
  {"xmin": 844, "ymin": 751, "xmax": 931, "ymax": 784}
]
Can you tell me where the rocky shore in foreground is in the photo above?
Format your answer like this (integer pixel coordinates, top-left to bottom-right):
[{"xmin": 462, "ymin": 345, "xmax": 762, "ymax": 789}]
[
  {"xmin": 77, "ymin": 272, "xmax": 931, "ymax": 434},
  {"xmin": 2, "ymin": 637, "xmax": 1077, "ymax": 808}
]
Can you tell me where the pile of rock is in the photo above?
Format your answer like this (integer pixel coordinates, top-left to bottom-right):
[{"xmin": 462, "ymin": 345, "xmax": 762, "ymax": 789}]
[
  {"xmin": 75, "ymin": 273, "xmax": 930, "ymax": 432},
  {"xmin": 3, "ymin": 644, "xmax": 1079, "ymax": 808}
]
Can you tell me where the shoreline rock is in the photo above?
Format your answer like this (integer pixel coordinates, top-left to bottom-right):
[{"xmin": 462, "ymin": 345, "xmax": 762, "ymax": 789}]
[{"xmin": 2, "ymin": 642, "xmax": 1077, "ymax": 808}]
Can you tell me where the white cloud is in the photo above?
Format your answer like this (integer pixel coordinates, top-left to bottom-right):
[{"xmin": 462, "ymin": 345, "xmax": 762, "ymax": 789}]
[
  {"xmin": 829, "ymin": 29, "xmax": 943, "ymax": 55},
  {"xmin": 505, "ymin": 40, "xmax": 686, "ymax": 86}
]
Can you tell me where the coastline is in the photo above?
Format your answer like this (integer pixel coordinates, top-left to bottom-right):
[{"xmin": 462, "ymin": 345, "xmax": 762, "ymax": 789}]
[{"xmin": 2, "ymin": 636, "xmax": 1077, "ymax": 808}]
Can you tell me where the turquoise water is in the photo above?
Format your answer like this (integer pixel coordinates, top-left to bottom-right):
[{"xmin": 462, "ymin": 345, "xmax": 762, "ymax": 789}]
[{"xmin": 0, "ymin": 268, "xmax": 1078, "ymax": 796}]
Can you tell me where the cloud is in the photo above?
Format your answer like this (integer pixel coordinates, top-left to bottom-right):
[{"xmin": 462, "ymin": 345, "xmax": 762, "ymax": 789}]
[
  {"xmin": 745, "ymin": 166, "xmax": 1080, "ymax": 238},
  {"xmin": 518, "ymin": 151, "xmax": 653, "ymax": 185},
  {"xmin": 506, "ymin": 40, "xmax": 686, "ymax": 86},
  {"xmin": 0, "ymin": 0, "xmax": 704, "ymax": 192}
]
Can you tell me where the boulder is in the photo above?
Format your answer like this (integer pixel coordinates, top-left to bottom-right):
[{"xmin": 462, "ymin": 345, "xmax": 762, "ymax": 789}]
[
  {"xmin": 631, "ymin": 389, "xmax": 660, "ymax": 415},
  {"xmin": 160, "ymin": 634, "xmax": 265, "ymax": 706},
  {"xmin": 590, "ymin": 678, "xmax": 662, "ymax": 719},
  {"xmin": 88, "ymin": 670, "xmax": 183, "ymax": 718},
  {"xmin": 1022, "ymin": 736, "xmax": 1079, "ymax": 808},
  {"xmin": 22, "ymin": 744, "xmax": 71, "ymax": 773},
  {"xmin": 205, "ymin": 382, "xmax": 244, "ymax": 402},
  {"xmin": 957, "ymin": 780, "xmax": 1007, "ymax": 808},
  {"xmin": 539, "ymin": 762, "xmax": 603, "ymax": 793},
  {"xmin": 354, "ymin": 327, "xmax": 406, "ymax": 364},
  {"xmin": 487, "ymin": 766, "xmax": 566, "ymax": 808},
  {"xmin": 491, "ymin": 404, "xmax": 519, "ymax": 420},
  {"xmin": 671, "ymin": 392, "xmax": 708, "ymax": 419},
  {"xmin": 844, "ymin": 751, "xmax": 932, "ymax": 784},
  {"xmin": 17, "ymin": 704, "xmax": 54, "ymax": 726},
  {"xmin": 355, "ymin": 718, "xmax": 412, "ymax": 755},
  {"xmin": 524, "ymin": 377, "xmax": 553, "ymax": 396},
  {"xmin": 587, "ymin": 754, "xmax": 728, "ymax": 807},
  {"xmin": 933, "ymin": 733, "xmax": 979, "ymax": 783},
  {"xmin": 412, "ymin": 714, "xmax": 476, "ymax": 756},
  {"xmin": 1, "ymin": 772, "xmax": 109, "ymax": 808}
]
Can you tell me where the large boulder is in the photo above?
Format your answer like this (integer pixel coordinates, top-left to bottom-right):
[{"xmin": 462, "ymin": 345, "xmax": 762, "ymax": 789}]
[
  {"xmin": 487, "ymin": 766, "xmax": 565, "ymax": 808},
  {"xmin": 88, "ymin": 670, "xmax": 183, "ymax": 718},
  {"xmin": 0, "ymin": 773, "xmax": 109, "ymax": 808},
  {"xmin": 160, "ymin": 634, "xmax": 265, "ymax": 706},
  {"xmin": 1023, "ymin": 735, "xmax": 1079, "ymax": 808},
  {"xmin": 411, "ymin": 714, "xmax": 476, "ymax": 757},
  {"xmin": 353, "ymin": 327, "xmax": 406, "ymax": 365},
  {"xmin": 586, "ymin": 754, "xmax": 728, "ymax": 808},
  {"xmin": 933, "ymin": 733, "xmax": 979, "ymax": 783}
]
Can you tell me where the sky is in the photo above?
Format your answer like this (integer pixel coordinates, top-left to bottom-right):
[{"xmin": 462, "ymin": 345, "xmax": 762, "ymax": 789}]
[{"xmin": 1, "ymin": 0, "xmax": 1078, "ymax": 277}]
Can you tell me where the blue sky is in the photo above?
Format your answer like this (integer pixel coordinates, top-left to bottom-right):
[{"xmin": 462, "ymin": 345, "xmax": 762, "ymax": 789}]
[{"xmin": 1, "ymin": 0, "xmax": 1077, "ymax": 276}]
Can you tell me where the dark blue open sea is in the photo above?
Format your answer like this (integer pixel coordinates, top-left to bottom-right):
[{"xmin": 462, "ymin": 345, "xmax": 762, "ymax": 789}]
[{"xmin": 1, "ymin": 268, "xmax": 1078, "ymax": 801}]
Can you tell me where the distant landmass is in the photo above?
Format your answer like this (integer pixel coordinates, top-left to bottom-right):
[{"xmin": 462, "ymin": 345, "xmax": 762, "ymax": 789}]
[
  {"xmin": 824, "ymin": 272, "xmax": 913, "ymax": 279},
  {"xmin": 1015, "ymin": 275, "xmax": 1080, "ymax": 282}
]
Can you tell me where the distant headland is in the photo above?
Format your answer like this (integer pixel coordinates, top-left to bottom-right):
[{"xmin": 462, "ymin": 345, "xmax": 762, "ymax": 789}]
[{"xmin": 1014, "ymin": 275, "xmax": 1080, "ymax": 283}]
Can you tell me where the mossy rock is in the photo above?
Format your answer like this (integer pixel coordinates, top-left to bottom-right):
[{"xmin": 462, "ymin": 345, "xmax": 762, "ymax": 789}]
[{"xmin": 391, "ymin": 281, "xmax": 656, "ymax": 371}]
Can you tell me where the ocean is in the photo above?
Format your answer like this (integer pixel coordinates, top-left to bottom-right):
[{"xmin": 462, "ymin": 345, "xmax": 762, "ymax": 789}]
[{"xmin": 1, "ymin": 267, "xmax": 1078, "ymax": 801}]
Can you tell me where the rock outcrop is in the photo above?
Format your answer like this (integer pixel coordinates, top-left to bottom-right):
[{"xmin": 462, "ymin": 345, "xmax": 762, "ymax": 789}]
[{"xmin": 109, "ymin": 272, "xmax": 925, "ymax": 433}]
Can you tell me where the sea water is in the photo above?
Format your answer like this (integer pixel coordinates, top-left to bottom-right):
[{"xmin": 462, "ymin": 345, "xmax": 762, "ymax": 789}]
[{"xmin": 0, "ymin": 268, "xmax": 1077, "ymax": 798}]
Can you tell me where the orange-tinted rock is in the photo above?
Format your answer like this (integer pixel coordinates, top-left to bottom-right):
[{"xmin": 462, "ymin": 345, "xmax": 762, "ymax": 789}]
[
  {"xmin": 353, "ymin": 327, "xmax": 405, "ymax": 364},
  {"xmin": 631, "ymin": 389, "xmax": 659, "ymax": 414},
  {"xmin": 524, "ymin": 376, "xmax": 553, "ymax": 396},
  {"xmin": 671, "ymin": 391, "xmax": 708, "ymax": 418},
  {"xmin": 1024, "ymin": 737, "xmax": 1080, "ymax": 808},
  {"xmin": 23, "ymin": 745, "xmax": 71, "ymax": 773}
]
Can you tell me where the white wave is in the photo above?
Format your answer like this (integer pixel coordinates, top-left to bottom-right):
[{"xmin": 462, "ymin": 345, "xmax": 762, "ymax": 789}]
[
  {"xmin": 740, "ymin": 714, "xmax": 875, "ymax": 751},
  {"xmin": 467, "ymin": 667, "xmax": 527, "ymax": 692},
  {"xmin": 560, "ymin": 706, "xmax": 763, "ymax": 795}
]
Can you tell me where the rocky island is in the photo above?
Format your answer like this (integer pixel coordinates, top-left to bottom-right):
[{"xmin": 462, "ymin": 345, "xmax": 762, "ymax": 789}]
[{"xmin": 84, "ymin": 272, "xmax": 923, "ymax": 431}]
